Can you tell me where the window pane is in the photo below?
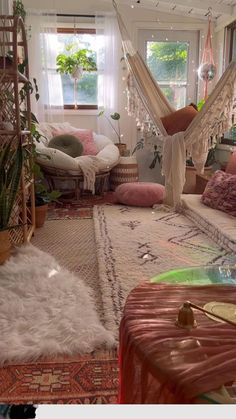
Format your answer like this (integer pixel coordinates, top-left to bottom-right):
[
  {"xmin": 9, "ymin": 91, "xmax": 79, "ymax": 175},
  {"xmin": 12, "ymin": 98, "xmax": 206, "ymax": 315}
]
[
  {"xmin": 146, "ymin": 41, "xmax": 189, "ymax": 109},
  {"xmin": 232, "ymin": 28, "xmax": 236, "ymax": 60},
  {"xmin": 61, "ymin": 72, "xmax": 98, "ymax": 105},
  {"xmin": 57, "ymin": 32, "xmax": 97, "ymax": 106}
]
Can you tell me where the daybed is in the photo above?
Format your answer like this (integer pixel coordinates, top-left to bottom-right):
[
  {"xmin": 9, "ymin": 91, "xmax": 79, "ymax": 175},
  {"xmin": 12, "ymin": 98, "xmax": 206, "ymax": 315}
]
[
  {"xmin": 181, "ymin": 194, "xmax": 236, "ymax": 253},
  {"xmin": 35, "ymin": 122, "xmax": 120, "ymax": 196},
  {"xmin": 181, "ymin": 151, "xmax": 236, "ymax": 252}
]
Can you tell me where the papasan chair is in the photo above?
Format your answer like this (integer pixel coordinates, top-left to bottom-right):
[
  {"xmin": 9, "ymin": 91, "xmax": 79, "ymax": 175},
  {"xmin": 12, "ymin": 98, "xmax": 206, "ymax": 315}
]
[{"xmin": 35, "ymin": 122, "xmax": 120, "ymax": 201}]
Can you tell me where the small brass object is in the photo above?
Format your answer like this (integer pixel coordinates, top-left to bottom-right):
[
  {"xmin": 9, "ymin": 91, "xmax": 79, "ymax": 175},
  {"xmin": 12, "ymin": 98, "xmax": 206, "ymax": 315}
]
[{"xmin": 176, "ymin": 301, "xmax": 197, "ymax": 329}]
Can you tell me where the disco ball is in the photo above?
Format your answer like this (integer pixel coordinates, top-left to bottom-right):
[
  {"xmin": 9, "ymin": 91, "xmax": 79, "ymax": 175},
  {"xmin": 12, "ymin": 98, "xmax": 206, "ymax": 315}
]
[{"xmin": 198, "ymin": 62, "xmax": 216, "ymax": 81}]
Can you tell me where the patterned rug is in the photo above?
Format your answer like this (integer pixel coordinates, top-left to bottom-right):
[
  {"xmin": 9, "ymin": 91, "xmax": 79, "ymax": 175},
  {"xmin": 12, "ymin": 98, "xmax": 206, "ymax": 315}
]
[
  {"xmin": 0, "ymin": 350, "xmax": 118, "ymax": 404},
  {"xmin": 48, "ymin": 192, "xmax": 115, "ymax": 220},
  {"xmin": 0, "ymin": 205, "xmax": 118, "ymax": 404},
  {"xmin": 93, "ymin": 204, "xmax": 236, "ymax": 332}
]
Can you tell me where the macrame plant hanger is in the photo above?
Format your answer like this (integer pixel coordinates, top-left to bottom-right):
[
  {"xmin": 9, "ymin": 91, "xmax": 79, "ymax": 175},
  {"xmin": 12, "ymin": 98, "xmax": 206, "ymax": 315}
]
[
  {"xmin": 72, "ymin": 17, "xmax": 83, "ymax": 109},
  {"xmin": 198, "ymin": 8, "xmax": 216, "ymax": 101}
]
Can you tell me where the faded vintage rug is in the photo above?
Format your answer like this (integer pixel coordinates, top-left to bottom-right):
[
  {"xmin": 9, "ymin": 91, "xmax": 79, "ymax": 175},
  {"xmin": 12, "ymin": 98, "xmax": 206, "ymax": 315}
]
[
  {"xmin": 93, "ymin": 204, "xmax": 236, "ymax": 332},
  {"xmin": 0, "ymin": 349, "xmax": 118, "ymax": 404}
]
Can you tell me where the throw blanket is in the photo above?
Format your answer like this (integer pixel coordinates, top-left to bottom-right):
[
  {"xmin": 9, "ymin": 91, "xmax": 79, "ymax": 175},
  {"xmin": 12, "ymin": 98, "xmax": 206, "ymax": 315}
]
[
  {"xmin": 119, "ymin": 282, "xmax": 236, "ymax": 403},
  {"xmin": 75, "ymin": 155, "xmax": 100, "ymax": 194}
]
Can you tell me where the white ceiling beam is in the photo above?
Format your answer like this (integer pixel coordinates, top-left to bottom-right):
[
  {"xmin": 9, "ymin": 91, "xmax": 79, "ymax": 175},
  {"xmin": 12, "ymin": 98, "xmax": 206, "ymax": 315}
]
[
  {"xmin": 113, "ymin": 0, "xmax": 233, "ymax": 16},
  {"xmin": 157, "ymin": 0, "xmax": 233, "ymax": 16}
]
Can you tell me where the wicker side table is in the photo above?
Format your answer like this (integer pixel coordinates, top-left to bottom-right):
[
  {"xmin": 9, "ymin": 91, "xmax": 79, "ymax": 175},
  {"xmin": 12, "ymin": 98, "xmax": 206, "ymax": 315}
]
[{"xmin": 110, "ymin": 156, "xmax": 139, "ymax": 191}]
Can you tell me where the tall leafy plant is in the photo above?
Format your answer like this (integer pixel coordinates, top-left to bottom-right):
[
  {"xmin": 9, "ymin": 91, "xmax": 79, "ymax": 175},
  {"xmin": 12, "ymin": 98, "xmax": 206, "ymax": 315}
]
[{"xmin": 0, "ymin": 139, "xmax": 23, "ymax": 231}]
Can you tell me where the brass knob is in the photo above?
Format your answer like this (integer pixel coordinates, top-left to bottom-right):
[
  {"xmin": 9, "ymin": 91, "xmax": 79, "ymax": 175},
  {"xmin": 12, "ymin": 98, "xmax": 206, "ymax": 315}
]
[{"xmin": 176, "ymin": 301, "xmax": 197, "ymax": 329}]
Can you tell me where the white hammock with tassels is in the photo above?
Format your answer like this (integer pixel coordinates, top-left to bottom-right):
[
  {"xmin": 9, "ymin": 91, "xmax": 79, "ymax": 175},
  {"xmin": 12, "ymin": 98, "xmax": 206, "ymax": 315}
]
[{"xmin": 113, "ymin": 1, "xmax": 236, "ymax": 207}]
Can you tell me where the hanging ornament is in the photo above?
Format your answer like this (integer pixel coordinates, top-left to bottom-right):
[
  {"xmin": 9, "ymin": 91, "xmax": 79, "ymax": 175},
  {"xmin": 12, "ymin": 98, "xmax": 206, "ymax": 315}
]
[{"xmin": 197, "ymin": 8, "xmax": 216, "ymax": 100}]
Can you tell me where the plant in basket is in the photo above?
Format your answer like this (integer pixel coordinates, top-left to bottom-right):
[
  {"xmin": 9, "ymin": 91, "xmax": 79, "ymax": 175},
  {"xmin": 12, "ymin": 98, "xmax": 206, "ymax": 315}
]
[
  {"xmin": 98, "ymin": 110, "xmax": 127, "ymax": 155},
  {"xmin": 34, "ymin": 162, "xmax": 61, "ymax": 228}
]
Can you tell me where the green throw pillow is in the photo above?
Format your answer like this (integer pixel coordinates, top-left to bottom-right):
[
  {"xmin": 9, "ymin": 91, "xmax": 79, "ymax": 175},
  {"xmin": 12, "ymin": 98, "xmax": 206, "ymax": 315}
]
[{"xmin": 48, "ymin": 135, "xmax": 84, "ymax": 158}]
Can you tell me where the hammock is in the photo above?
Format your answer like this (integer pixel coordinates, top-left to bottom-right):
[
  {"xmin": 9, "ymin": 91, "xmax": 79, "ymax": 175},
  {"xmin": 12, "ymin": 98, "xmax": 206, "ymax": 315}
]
[{"xmin": 113, "ymin": 1, "xmax": 236, "ymax": 207}]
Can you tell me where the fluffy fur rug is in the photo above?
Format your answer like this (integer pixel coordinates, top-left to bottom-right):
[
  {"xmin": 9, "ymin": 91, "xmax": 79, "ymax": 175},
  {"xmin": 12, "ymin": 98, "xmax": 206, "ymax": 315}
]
[{"xmin": 0, "ymin": 245, "xmax": 114, "ymax": 365}]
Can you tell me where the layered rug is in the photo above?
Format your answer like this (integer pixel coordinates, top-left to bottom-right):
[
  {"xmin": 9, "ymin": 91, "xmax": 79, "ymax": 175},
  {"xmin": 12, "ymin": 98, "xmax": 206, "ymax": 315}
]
[
  {"xmin": 93, "ymin": 204, "xmax": 236, "ymax": 332},
  {"xmin": 0, "ymin": 244, "xmax": 114, "ymax": 365},
  {"xmin": 0, "ymin": 215, "xmax": 118, "ymax": 404},
  {"xmin": 47, "ymin": 191, "xmax": 115, "ymax": 220}
]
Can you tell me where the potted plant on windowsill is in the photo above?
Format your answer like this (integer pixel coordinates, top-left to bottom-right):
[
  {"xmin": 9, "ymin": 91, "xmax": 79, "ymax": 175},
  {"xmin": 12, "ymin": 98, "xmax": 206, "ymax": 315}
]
[
  {"xmin": 56, "ymin": 45, "xmax": 96, "ymax": 109},
  {"xmin": 0, "ymin": 139, "xmax": 23, "ymax": 264},
  {"xmin": 98, "ymin": 110, "xmax": 127, "ymax": 156}
]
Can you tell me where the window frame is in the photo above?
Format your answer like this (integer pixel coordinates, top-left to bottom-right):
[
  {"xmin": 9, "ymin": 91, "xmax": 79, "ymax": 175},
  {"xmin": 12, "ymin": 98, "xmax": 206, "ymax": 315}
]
[
  {"xmin": 57, "ymin": 27, "xmax": 98, "ymax": 110},
  {"xmin": 138, "ymin": 28, "xmax": 200, "ymax": 108},
  {"xmin": 228, "ymin": 20, "xmax": 236, "ymax": 63}
]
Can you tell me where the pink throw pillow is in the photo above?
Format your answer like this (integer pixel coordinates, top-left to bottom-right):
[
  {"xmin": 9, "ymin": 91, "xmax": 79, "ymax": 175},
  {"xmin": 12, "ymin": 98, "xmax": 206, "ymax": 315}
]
[
  {"xmin": 114, "ymin": 182, "xmax": 165, "ymax": 207},
  {"xmin": 225, "ymin": 152, "xmax": 236, "ymax": 175},
  {"xmin": 201, "ymin": 170, "xmax": 236, "ymax": 216},
  {"xmin": 52, "ymin": 128, "xmax": 97, "ymax": 156}
]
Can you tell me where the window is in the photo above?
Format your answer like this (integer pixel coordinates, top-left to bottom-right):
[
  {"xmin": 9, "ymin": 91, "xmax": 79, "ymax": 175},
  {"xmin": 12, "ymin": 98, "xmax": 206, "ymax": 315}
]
[
  {"xmin": 226, "ymin": 21, "xmax": 236, "ymax": 64},
  {"xmin": 57, "ymin": 28, "xmax": 97, "ymax": 109},
  {"xmin": 138, "ymin": 29, "xmax": 199, "ymax": 109}
]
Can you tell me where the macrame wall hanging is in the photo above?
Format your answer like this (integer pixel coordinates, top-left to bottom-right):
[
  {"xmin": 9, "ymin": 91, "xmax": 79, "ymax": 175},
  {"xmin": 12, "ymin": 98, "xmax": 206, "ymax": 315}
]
[{"xmin": 198, "ymin": 9, "xmax": 217, "ymax": 101}]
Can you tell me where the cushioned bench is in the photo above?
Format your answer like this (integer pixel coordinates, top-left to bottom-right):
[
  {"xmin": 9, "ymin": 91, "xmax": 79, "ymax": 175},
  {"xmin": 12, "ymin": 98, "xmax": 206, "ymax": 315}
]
[{"xmin": 181, "ymin": 194, "xmax": 236, "ymax": 253}]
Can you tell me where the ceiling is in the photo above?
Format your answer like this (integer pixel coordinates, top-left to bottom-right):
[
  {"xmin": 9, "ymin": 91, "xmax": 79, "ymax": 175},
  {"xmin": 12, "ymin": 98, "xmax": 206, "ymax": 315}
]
[{"xmin": 115, "ymin": 0, "xmax": 236, "ymax": 21}]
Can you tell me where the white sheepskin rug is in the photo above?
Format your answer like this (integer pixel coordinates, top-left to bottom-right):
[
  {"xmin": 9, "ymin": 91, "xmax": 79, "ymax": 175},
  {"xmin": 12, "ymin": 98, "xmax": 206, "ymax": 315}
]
[{"xmin": 0, "ymin": 245, "xmax": 115, "ymax": 365}]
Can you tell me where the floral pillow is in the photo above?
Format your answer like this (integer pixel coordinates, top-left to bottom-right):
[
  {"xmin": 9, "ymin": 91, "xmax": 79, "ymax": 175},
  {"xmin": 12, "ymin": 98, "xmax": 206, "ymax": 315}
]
[
  {"xmin": 201, "ymin": 170, "xmax": 236, "ymax": 216},
  {"xmin": 52, "ymin": 128, "xmax": 97, "ymax": 156}
]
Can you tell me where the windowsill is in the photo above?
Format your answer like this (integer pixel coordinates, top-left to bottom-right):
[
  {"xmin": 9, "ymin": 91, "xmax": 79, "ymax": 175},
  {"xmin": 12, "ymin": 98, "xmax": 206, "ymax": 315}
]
[{"xmin": 63, "ymin": 109, "xmax": 98, "ymax": 116}]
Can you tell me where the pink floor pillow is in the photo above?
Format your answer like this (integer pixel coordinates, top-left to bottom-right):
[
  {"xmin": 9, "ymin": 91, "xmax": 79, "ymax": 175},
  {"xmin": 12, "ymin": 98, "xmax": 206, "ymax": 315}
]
[{"xmin": 114, "ymin": 182, "xmax": 165, "ymax": 207}]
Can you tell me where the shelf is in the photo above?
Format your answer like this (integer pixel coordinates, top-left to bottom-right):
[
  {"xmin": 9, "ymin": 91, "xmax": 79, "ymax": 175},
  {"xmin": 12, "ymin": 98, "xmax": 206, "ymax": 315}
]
[
  {"xmin": 0, "ymin": 68, "xmax": 29, "ymax": 83},
  {"xmin": 0, "ymin": 14, "xmax": 35, "ymax": 244}
]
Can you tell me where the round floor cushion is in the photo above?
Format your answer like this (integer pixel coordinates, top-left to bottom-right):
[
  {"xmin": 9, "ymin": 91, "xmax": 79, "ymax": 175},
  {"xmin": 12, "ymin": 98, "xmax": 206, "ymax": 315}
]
[
  {"xmin": 48, "ymin": 134, "xmax": 84, "ymax": 158},
  {"xmin": 114, "ymin": 182, "xmax": 165, "ymax": 207}
]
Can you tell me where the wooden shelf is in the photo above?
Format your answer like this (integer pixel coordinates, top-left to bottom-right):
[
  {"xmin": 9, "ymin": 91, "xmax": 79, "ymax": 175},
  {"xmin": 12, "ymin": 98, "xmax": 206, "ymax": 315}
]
[
  {"xmin": 0, "ymin": 15, "xmax": 35, "ymax": 245},
  {"xmin": 0, "ymin": 68, "xmax": 29, "ymax": 83}
]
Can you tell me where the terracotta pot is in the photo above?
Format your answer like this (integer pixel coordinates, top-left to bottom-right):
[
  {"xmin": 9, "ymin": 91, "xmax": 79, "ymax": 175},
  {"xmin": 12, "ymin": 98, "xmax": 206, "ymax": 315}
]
[
  {"xmin": 183, "ymin": 166, "xmax": 212, "ymax": 194},
  {"xmin": 0, "ymin": 229, "xmax": 11, "ymax": 265},
  {"xmin": 35, "ymin": 204, "xmax": 48, "ymax": 228},
  {"xmin": 115, "ymin": 143, "xmax": 127, "ymax": 156}
]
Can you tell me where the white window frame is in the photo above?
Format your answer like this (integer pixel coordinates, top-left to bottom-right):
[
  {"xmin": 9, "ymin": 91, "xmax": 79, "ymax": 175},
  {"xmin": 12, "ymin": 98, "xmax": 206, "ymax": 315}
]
[{"xmin": 138, "ymin": 28, "xmax": 200, "ymax": 106}]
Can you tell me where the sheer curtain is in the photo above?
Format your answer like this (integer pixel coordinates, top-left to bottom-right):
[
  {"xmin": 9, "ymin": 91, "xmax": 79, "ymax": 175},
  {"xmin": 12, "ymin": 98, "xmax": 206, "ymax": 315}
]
[
  {"xmin": 95, "ymin": 12, "xmax": 121, "ymax": 141},
  {"xmin": 26, "ymin": 10, "xmax": 64, "ymax": 122}
]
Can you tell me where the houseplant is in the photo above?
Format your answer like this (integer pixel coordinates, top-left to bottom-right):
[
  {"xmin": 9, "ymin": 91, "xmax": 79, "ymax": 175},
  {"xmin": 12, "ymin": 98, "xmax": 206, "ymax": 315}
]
[
  {"xmin": 0, "ymin": 139, "xmax": 23, "ymax": 264},
  {"xmin": 98, "ymin": 110, "xmax": 127, "ymax": 155},
  {"xmin": 56, "ymin": 45, "xmax": 96, "ymax": 109},
  {"xmin": 56, "ymin": 46, "xmax": 96, "ymax": 77},
  {"xmin": 34, "ymin": 163, "xmax": 61, "ymax": 228}
]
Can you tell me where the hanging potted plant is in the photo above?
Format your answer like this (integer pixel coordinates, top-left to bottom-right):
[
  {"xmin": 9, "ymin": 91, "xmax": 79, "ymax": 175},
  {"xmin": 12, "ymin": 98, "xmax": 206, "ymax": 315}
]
[
  {"xmin": 0, "ymin": 139, "xmax": 23, "ymax": 264},
  {"xmin": 98, "ymin": 110, "xmax": 127, "ymax": 156},
  {"xmin": 56, "ymin": 45, "xmax": 96, "ymax": 109}
]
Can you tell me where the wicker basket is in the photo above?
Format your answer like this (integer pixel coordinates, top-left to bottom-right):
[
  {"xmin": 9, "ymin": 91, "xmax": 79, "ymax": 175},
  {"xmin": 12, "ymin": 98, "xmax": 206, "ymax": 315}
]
[{"xmin": 110, "ymin": 156, "xmax": 139, "ymax": 191}]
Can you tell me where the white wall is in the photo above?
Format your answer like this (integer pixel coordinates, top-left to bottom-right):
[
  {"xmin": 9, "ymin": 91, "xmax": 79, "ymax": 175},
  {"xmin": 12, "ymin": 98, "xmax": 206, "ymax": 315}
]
[{"xmin": 23, "ymin": 0, "xmax": 220, "ymax": 150}]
